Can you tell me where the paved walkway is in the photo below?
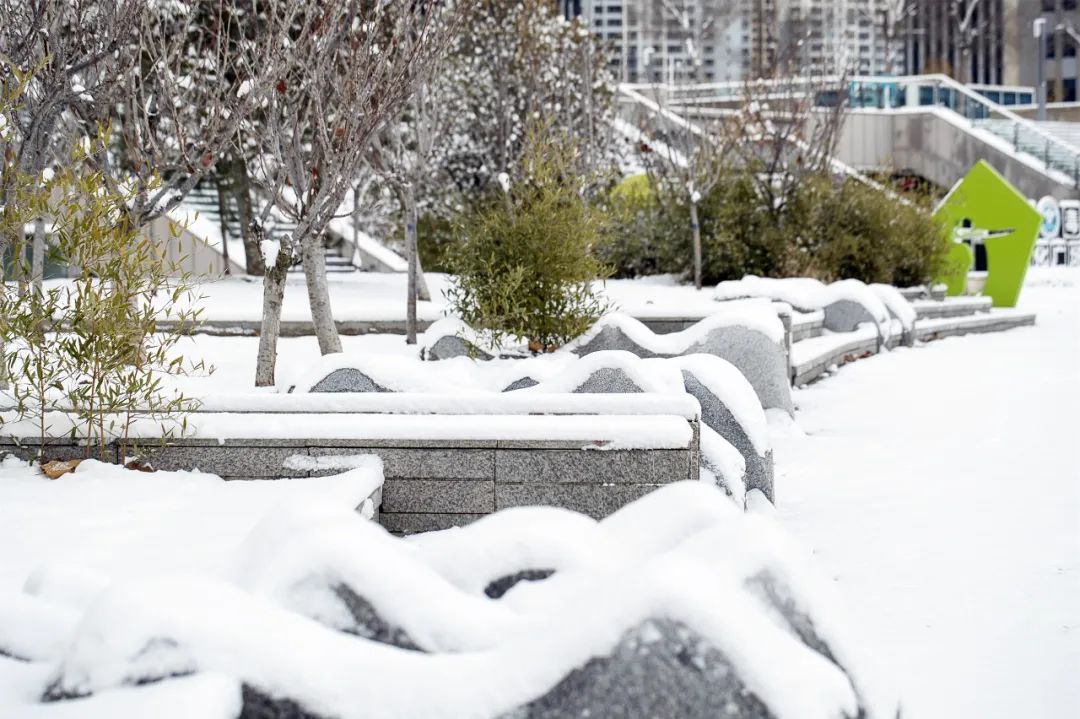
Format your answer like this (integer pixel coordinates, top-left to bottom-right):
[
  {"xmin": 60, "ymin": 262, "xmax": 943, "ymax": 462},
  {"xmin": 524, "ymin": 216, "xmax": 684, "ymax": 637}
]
[{"xmin": 773, "ymin": 272, "xmax": 1080, "ymax": 718}]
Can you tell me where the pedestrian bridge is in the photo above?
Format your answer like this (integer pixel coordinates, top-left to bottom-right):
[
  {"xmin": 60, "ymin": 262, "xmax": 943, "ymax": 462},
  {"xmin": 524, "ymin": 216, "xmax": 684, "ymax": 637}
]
[{"xmin": 618, "ymin": 74, "xmax": 1080, "ymax": 201}]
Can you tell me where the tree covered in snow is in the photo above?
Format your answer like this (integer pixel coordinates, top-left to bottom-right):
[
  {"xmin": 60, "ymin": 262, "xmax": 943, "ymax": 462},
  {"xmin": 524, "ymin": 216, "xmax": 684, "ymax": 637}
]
[
  {"xmin": 425, "ymin": 0, "xmax": 620, "ymax": 202},
  {"xmin": 251, "ymin": 0, "xmax": 465, "ymax": 386},
  {"xmin": 0, "ymin": 0, "xmax": 145, "ymax": 291}
]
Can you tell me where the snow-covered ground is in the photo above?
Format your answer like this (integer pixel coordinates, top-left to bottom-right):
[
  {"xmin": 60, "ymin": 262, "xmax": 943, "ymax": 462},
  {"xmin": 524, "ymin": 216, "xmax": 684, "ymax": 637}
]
[
  {"xmin": 2, "ymin": 270, "xmax": 1076, "ymax": 717},
  {"xmin": 145, "ymin": 271, "xmax": 732, "ymax": 325},
  {"xmin": 773, "ymin": 267, "xmax": 1080, "ymax": 718}
]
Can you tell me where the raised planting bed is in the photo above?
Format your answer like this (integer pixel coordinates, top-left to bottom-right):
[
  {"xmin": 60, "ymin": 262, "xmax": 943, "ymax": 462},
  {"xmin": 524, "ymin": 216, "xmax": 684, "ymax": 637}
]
[
  {"xmin": 0, "ymin": 394, "xmax": 701, "ymax": 534},
  {"xmin": 287, "ymin": 348, "xmax": 776, "ymax": 503}
]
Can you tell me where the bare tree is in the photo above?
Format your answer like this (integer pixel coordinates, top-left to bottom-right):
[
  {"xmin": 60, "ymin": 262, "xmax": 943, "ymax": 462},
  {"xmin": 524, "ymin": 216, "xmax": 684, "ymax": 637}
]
[
  {"xmin": 0, "ymin": 0, "xmax": 145, "ymax": 288},
  {"xmin": 95, "ymin": 0, "xmax": 295, "ymax": 231},
  {"xmin": 252, "ymin": 0, "xmax": 462, "ymax": 386},
  {"xmin": 368, "ymin": 87, "xmax": 446, "ymax": 345},
  {"xmin": 432, "ymin": 0, "xmax": 617, "ymax": 197},
  {"xmin": 727, "ymin": 69, "xmax": 850, "ymax": 223},
  {"xmin": 949, "ymin": 0, "xmax": 983, "ymax": 84},
  {"xmin": 633, "ymin": 89, "xmax": 730, "ymax": 290},
  {"xmin": 655, "ymin": 0, "xmax": 739, "ymax": 83}
]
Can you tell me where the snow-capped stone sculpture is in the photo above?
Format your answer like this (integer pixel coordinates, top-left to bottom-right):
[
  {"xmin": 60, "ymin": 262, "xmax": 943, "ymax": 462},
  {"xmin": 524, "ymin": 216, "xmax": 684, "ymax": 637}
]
[
  {"xmin": 714, "ymin": 275, "xmax": 910, "ymax": 348},
  {"xmin": 28, "ymin": 482, "xmax": 896, "ymax": 719},
  {"xmin": 419, "ymin": 317, "xmax": 495, "ymax": 361},
  {"xmin": 566, "ymin": 312, "xmax": 794, "ymax": 416},
  {"xmin": 285, "ymin": 348, "xmax": 772, "ymax": 503}
]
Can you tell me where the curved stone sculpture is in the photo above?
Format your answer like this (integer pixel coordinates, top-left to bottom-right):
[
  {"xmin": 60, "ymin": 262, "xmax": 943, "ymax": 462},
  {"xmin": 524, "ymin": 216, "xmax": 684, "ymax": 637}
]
[
  {"xmin": 310, "ymin": 368, "xmax": 390, "ymax": 393},
  {"xmin": 715, "ymin": 276, "xmax": 899, "ymax": 345},
  {"xmin": 420, "ymin": 317, "xmax": 496, "ymax": 361},
  {"xmin": 568, "ymin": 314, "xmax": 794, "ymax": 416},
  {"xmin": 421, "ymin": 333, "xmax": 493, "ymax": 362},
  {"xmin": 40, "ymin": 484, "xmax": 888, "ymax": 719},
  {"xmin": 682, "ymin": 370, "xmax": 773, "ymax": 501}
]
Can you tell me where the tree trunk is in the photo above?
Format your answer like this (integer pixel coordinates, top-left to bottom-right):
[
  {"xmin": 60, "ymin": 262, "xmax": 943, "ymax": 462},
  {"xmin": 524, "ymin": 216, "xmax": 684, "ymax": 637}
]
[
  {"xmin": 255, "ymin": 228, "xmax": 291, "ymax": 387},
  {"xmin": 231, "ymin": 158, "xmax": 263, "ymax": 276},
  {"xmin": 31, "ymin": 217, "xmax": 45, "ymax": 292},
  {"xmin": 13, "ymin": 232, "xmax": 27, "ymax": 299},
  {"xmin": 302, "ymin": 238, "xmax": 342, "ymax": 355},
  {"xmin": 403, "ymin": 186, "xmax": 419, "ymax": 345},
  {"xmin": 690, "ymin": 199, "xmax": 703, "ymax": 290},
  {"xmin": 415, "ymin": 252, "xmax": 431, "ymax": 303},
  {"xmin": 214, "ymin": 178, "xmax": 232, "ymax": 275},
  {"xmin": 0, "ymin": 228, "xmax": 11, "ymax": 390}
]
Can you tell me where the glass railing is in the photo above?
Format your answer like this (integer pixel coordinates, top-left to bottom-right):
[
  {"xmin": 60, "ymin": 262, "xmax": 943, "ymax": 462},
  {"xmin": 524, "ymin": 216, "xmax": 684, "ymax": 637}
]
[
  {"xmin": 848, "ymin": 75, "xmax": 1080, "ymax": 186},
  {"xmin": 621, "ymin": 75, "xmax": 1080, "ymax": 187}
]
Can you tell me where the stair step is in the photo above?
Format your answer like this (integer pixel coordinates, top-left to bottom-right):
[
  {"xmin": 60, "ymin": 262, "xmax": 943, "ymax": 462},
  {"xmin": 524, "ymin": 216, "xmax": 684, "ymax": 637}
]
[
  {"xmin": 915, "ymin": 310, "xmax": 1035, "ymax": 341},
  {"xmin": 789, "ymin": 308, "xmax": 1036, "ymax": 385},
  {"xmin": 911, "ymin": 296, "xmax": 992, "ymax": 320}
]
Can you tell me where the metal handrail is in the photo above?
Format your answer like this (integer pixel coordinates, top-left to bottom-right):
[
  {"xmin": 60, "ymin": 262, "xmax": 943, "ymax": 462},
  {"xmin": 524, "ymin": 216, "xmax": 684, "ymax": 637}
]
[
  {"xmin": 853, "ymin": 73, "xmax": 1080, "ymax": 155},
  {"xmin": 632, "ymin": 74, "xmax": 1080, "ymax": 185},
  {"xmin": 616, "ymin": 83, "xmax": 893, "ymax": 197}
]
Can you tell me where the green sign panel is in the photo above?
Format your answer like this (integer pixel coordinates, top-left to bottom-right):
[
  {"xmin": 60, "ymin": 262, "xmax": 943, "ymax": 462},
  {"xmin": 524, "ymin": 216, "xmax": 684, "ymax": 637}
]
[{"xmin": 933, "ymin": 161, "xmax": 1040, "ymax": 308}]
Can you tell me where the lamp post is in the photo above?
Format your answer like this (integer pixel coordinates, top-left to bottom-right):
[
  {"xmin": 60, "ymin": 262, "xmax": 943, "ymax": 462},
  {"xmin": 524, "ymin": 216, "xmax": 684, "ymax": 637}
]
[{"xmin": 1035, "ymin": 17, "xmax": 1048, "ymax": 122}]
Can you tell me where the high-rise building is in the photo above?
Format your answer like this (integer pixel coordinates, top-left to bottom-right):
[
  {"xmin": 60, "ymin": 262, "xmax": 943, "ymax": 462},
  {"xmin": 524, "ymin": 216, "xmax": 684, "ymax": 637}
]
[
  {"xmin": 565, "ymin": 1, "xmax": 919, "ymax": 83},
  {"xmin": 900, "ymin": 0, "xmax": 1007, "ymax": 85},
  {"xmin": 563, "ymin": 1, "xmax": 748, "ymax": 83},
  {"xmin": 566, "ymin": 0, "xmax": 1065, "ymax": 89},
  {"xmin": 1003, "ymin": 0, "xmax": 1080, "ymax": 102}
]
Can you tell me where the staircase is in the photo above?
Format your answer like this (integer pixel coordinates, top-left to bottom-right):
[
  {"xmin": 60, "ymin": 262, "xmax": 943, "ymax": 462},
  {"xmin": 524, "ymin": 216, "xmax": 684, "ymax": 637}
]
[
  {"xmin": 975, "ymin": 119, "xmax": 1080, "ymax": 186},
  {"xmin": 636, "ymin": 74, "xmax": 1080, "ymax": 199},
  {"xmin": 788, "ymin": 291, "xmax": 1035, "ymax": 386},
  {"xmin": 182, "ymin": 182, "xmax": 358, "ymax": 274}
]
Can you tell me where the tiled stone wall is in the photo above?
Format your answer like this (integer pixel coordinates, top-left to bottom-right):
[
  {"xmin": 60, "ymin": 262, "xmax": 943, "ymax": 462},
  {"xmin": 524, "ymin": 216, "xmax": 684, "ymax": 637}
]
[{"xmin": 0, "ymin": 426, "xmax": 699, "ymax": 534}]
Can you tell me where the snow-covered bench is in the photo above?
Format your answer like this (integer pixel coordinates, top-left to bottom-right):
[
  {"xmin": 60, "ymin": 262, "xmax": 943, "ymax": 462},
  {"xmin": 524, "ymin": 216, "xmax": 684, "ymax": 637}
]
[
  {"xmin": 715, "ymin": 276, "xmax": 916, "ymax": 349},
  {"xmin": 7, "ymin": 481, "xmax": 896, "ymax": 719}
]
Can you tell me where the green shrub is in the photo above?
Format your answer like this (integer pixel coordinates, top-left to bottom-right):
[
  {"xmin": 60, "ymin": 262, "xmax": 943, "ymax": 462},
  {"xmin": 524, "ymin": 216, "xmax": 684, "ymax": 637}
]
[
  {"xmin": 415, "ymin": 211, "xmax": 458, "ymax": 274},
  {"xmin": 601, "ymin": 168, "xmax": 949, "ymax": 288},
  {"xmin": 802, "ymin": 175, "xmax": 950, "ymax": 286},
  {"xmin": 0, "ymin": 159, "xmax": 207, "ymax": 461},
  {"xmin": 597, "ymin": 175, "xmax": 671, "ymax": 278},
  {"xmin": 447, "ymin": 127, "xmax": 611, "ymax": 351}
]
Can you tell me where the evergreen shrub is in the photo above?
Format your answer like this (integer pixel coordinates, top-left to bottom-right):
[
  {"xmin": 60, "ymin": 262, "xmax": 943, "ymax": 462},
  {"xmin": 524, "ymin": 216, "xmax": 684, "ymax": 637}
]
[{"xmin": 447, "ymin": 127, "xmax": 612, "ymax": 352}]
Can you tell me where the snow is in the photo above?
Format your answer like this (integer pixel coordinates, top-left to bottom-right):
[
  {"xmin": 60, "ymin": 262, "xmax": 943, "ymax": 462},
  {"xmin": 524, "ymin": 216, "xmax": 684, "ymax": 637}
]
[
  {"xmin": 0, "ymin": 459, "xmax": 384, "ymax": 593},
  {"xmin": 698, "ymin": 428, "xmax": 747, "ymax": 502},
  {"xmin": 772, "ymin": 267, "xmax": 1080, "ymax": 718},
  {"xmin": 715, "ymin": 276, "xmax": 833, "ymax": 311},
  {"xmin": 141, "ymin": 271, "xmax": 776, "ymax": 327},
  {"xmin": 789, "ymin": 324, "xmax": 879, "ymax": 371},
  {"xmin": 566, "ymin": 309, "xmax": 786, "ymax": 350},
  {"xmin": 9, "ymin": 480, "xmax": 877, "ymax": 719},
  {"xmin": 827, "ymin": 278, "xmax": 891, "ymax": 331},
  {"xmin": 869, "ymin": 283, "xmax": 918, "ymax": 331},
  {"xmin": 714, "ymin": 276, "xmax": 903, "ymax": 338},
  {"xmin": 259, "ymin": 238, "xmax": 280, "ymax": 268},
  {"xmin": 0, "ymin": 267, "xmax": 1073, "ymax": 716},
  {"xmin": 194, "ymin": 391, "xmax": 703, "ymax": 420},
  {"xmin": 2, "ymin": 668, "xmax": 241, "ymax": 719},
  {"xmin": 3, "ymin": 411, "xmax": 694, "ymax": 449}
]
